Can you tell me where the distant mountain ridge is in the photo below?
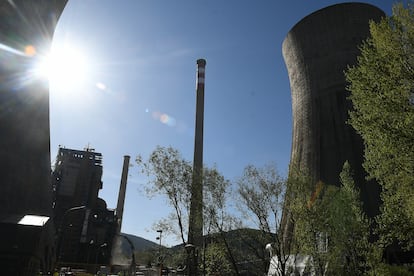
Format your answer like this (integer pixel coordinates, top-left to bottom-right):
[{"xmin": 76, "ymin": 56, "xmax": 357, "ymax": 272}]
[
  {"xmin": 121, "ymin": 228, "xmax": 270, "ymax": 252},
  {"xmin": 120, "ymin": 233, "xmax": 159, "ymax": 252}
]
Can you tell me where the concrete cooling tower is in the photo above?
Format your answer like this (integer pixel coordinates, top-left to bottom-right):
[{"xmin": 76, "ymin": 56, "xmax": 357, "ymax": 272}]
[
  {"xmin": 0, "ymin": 1, "xmax": 67, "ymax": 274},
  {"xmin": 282, "ymin": 3, "xmax": 384, "ymax": 218}
]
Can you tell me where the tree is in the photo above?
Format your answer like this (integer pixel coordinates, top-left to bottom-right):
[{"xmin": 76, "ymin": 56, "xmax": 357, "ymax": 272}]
[
  {"xmin": 281, "ymin": 165, "xmax": 330, "ymax": 275},
  {"xmin": 204, "ymin": 242, "xmax": 233, "ymax": 276},
  {"xmin": 334, "ymin": 162, "xmax": 381, "ymax": 275},
  {"xmin": 136, "ymin": 146, "xmax": 192, "ymax": 244},
  {"xmin": 203, "ymin": 167, "xmax": 241, "ymax": 275},
  {"xmin": 345, "ymin": 2, "xmax": 414, "ymax": 250},
  {"xmin": 236, "ymin": 163, "xmax": 293, "ymax": 276},
  {"xmin": 291, "ymin": 179, "xmax": 334, "ymax": 276},
  {"xmin": 291, "ymin": 162, "xmax": 381, "ymax": 275},
  {"xmin": 136, "ymin": 146, "xmax": 235, "ymax": 273}
]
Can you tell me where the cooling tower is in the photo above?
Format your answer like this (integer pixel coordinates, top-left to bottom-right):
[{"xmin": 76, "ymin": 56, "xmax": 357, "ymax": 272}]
[
  {"xmin": 283, "ymin": 3, "xmax": 384, "ymax": 218},
  {"xmin": 0, "ymin": 1, "xmax": 67, "ymax": 274},
  {"xmin": 0, "ymin": 0, "xmax": 67, "ymax": 219}
]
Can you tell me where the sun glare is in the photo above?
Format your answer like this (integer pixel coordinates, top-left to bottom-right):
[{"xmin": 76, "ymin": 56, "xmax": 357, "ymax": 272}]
[{"xmin": 35, "ymin": 45, "xmax": 90, "ymax": 89}]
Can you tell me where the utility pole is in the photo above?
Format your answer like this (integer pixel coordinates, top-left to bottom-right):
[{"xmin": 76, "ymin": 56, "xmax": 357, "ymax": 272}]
[{"xmin": 157, "ymin": 230, "xmax": 163, "ymax": 276}]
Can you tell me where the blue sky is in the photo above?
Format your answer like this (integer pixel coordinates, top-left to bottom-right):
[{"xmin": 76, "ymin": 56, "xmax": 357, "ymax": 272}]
[{"xmin": 50, "ymin": 0, "xmax": 395, "ymax": 246}]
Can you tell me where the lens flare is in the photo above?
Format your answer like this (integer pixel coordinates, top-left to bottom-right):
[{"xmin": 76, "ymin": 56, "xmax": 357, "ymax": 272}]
[
  {"xmin": 152, "ymin": 111, "xmax": 177, "ymax": 127},
  {"xmin": 160, "ymin": 114, "xmax": 169, "ymax": 124},
  {"xmin": 24, "ymin": 45, "xmax": 36, "ymax": 56},
  {"xmin": 34, "ymin": 45, "xmax": 90, "ymax": 89},
  {"xmin": 96, "ymin": 82, "xmax": 106, "ymax": 90}
]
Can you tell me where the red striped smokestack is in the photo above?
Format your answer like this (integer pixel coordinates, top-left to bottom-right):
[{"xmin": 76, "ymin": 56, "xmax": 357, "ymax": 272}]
[
  {"xmin": 188, "ymin": 58, "xmax": 206, "ymax": 275},
  {"xmin": 196, "ymin": 58, "xmax": 206, "ymax": 90}
]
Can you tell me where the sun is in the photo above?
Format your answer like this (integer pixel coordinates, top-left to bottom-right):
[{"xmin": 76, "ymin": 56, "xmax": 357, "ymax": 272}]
[{"xmin": 35, "ymin": 44, "xmax": 90, "ymax": 90}]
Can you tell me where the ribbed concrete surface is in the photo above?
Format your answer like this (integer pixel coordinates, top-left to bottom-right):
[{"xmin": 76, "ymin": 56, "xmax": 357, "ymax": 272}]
[{"xmin": 283, "ymin": 3, "xmax": 384, "ymax": 218}]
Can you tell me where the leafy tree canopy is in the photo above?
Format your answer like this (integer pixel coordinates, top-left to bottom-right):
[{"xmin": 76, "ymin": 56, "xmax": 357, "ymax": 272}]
[
  {"xmin": 345, "ymin": 2, "xmax": 414, "ymax": 248},
  {"xmin": 291, "ymin": 162, "xmax": 379, "ymax": 275}
]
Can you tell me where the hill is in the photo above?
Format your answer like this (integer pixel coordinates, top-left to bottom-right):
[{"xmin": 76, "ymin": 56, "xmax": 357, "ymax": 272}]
[
  {"xmin": 112, "ymin": 233, "xmax": 159, "ymax": 266},
  {"xmin": 120, "ymin": 233, "xmax": 159, "ymax": 252}
]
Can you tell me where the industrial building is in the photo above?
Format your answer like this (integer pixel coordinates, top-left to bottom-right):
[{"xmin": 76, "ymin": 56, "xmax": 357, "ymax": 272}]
[
  {"xmin": 281, "ymin": 2, "xmax": 384, "ymax": 239},
  {"xmin": 0, "ymin": 1, "xmax": 67, "ymax": 274},
  {"xmin": 52, "ymin": 147, "xmax": 117, "ymax": 273}
]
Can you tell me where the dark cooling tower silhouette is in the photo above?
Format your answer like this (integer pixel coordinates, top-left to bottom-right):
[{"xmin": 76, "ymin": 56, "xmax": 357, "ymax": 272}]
[
  {"xmin": 282, "ymin": 3, "xmax": 384, "ymax": 228},
  {"xmin": 0, "ymin": 1, "xmax": 67, "ymax": 274}
]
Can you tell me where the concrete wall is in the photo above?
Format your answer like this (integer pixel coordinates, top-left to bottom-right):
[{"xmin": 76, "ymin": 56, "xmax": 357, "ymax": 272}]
[{"xmin": 283, "ymin": 3, "xmax": 384, "ymax": 218}]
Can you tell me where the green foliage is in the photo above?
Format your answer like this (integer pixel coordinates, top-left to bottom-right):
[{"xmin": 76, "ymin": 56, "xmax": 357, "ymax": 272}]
[
  {"xmin": 291, "ymin": 181, "xmax": 335, "ymax": 276},
  {"xmin": 204, "ymin": 228, "xmax": 271, "ymax": 276},
  {"xmin": 137, "ymin": 146, "xmax": 192, "ymax": 243},
  {"xmin": 203, "ymin": 165, "xmax": 232, "ymax": 234},
  {"xmin": 345, "ymin": 2, "xmax": 414, "ymax": 249},
  {"xmin": 374, "ymin": 264, "xmax": 414, "ymax": 276},
  {"xmin": 290, "ymin": 162, "xmax": 380, "ymax": 275},
  {"xmin": 136, "ymin": 145, "xmax": 234, "ymax": 273},
  {"xmin": 204, "ymin": 242, "xmax": 233, "ymax": 276},
  {"xmin": 234, "ymin": 228, "xmax": 273, "ymax": 275},
  {"xmin": 134, "ymin": 249, "xmax": 156, "ymax": 267},
  {"xmin": 237, "ymin": 163, "xmax": 292, "ymax": 276},
  {"xmin": 237, "ymin": 163, "xmax": 286, "ymax": 233},
  {"xmin": 163, "ymin": 247, "xmax": 187, "ymax": 270},
  {"xmin": 336, "ymin": 162, "xmax": 382, "ymax": 275}
]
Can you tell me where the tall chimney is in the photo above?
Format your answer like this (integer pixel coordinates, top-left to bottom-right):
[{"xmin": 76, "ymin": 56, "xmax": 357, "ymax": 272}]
[
  {"xmin": 188, "ymin": 59, "xmax": 206, "ymax": 275},
  {"xmin": 116, "ymin": 155, "xmax": 130, "ymax": 232}
]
